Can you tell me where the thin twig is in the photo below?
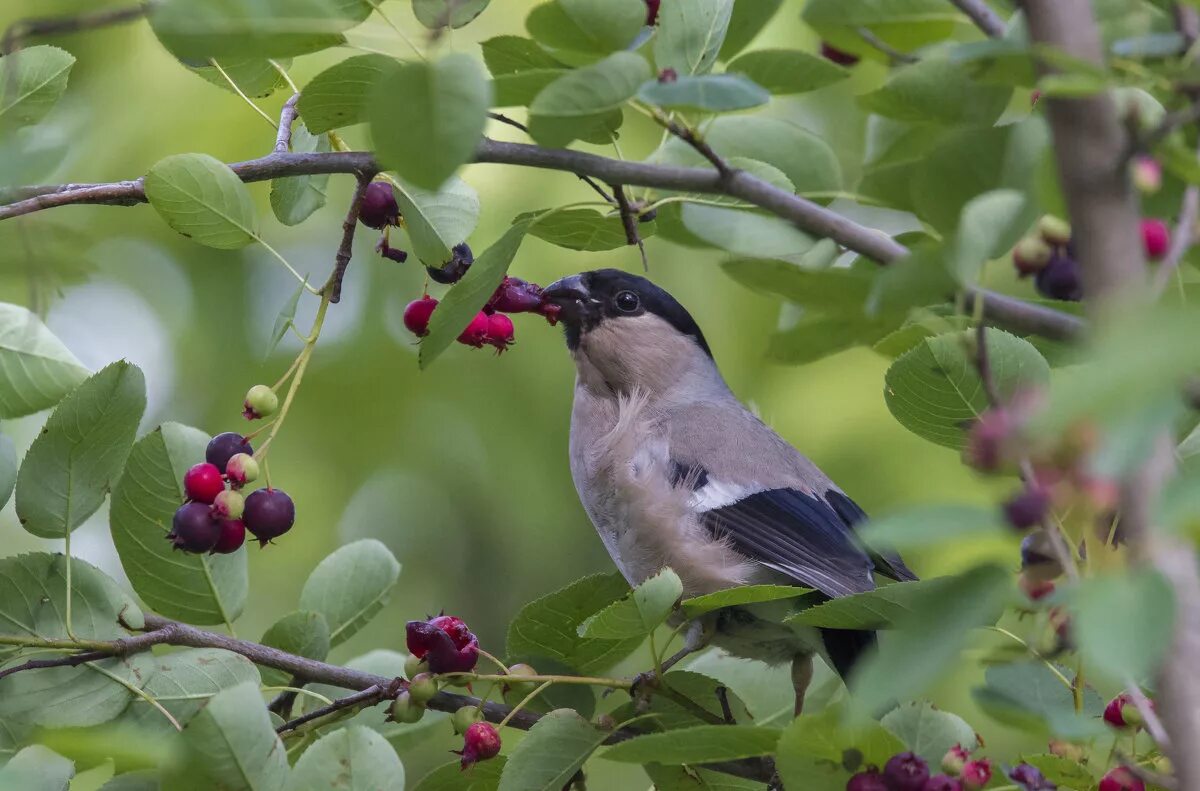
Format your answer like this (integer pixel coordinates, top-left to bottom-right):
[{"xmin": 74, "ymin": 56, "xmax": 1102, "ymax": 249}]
[
  {"xmin": 326, "ymin": 174, "xmax": 374, "ymax": 303},
  {"xmin": 0, "ymin": 649, "xmax": 110, "ymax": 680},
  {"xmin": 649, "ymin": 108, "xmax": 733, "ymax": 178},
  {"xmin": 715, "ymin": 686, "xmax": 735, "ymax": 725},
  {"xmin": 274, "ymin": 93, "xmax": 302, "ymax": 154},
  {"xmin": 611, "ymin": 184, "xmax": 648, "ymax": 271},
  {"xmin": 276, "ymin": 685, "xmax": 384, "ymax": 734},
  {"xmin": 856, "ymin": 27, "xmax": 919, "ymax": 65},
  {"xmin": 2, "ymin": 1, "xmax": 154, "ymax": 54},
  {"xmin": 488, "ymin": 112, "xmax": 615, "ymax": 204},
  {"xmin": 948, "ymin": 0, "xmax": 1007, "ymax": 38},
  {"xmin": 267, "ymin": 674, "xmax": 305, "ymax": 716}
]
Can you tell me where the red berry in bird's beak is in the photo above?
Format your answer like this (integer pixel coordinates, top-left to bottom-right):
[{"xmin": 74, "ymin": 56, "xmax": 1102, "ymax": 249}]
[
  {"xmin": 243, "ymin": 488, "xmax": 295, "ymax": 546},
  {"xmin": 211, "ymin": 488, "xmax": 244, "ymax": 520},
  {"xmin": 488, "ymin": 277, "xmax": 544, "ymax": 313},
  {"xmin": 884, "ymin": 752, "xmax": 930, "ymax": 791},
  {"xmin": 211, "ymin": 519, "xmax": 246, "ymax": 554},
  {"xmin": 486, "ymin": 313, "xmax": 515, "ymax": 352},
  {"xmin": 820, "ymin": 42, "xmax": 860, "ymax": 66},
  {"xmin": 169, "ymin": 502, "xmax": 222, "ymax": 553},
  {"xmin": 225, "ymin": 453, "xmax": 259, "ymax": 487},
  {"xmin": 1018, "ymin": 572, "xmax": 1056, "ymax": 601},
  {"xmin": 206, "ymin": 432, "xmax": 253, "ymax": 474},
  {"xmin": 456, "ymin": 312, "xmax": 490, "ymax": 348},
  {"xmin": 961, "ymin": 760, "xmax": 991, "ymax": 789},
  {"xmin": 243, "ymin": 384, "xmax": 279, "ymax": 420},
  {"xmin": 183, "ymin": 462, "xmax": 225, "ymax": 504},
  {"xmin": 1098, "ymin": 767, "xmax": 1145, "ymax": 791},
  {"xmin": 403, "ymin": 296, "xmax": 438, "ymax": 338},
  {"xmin": 457, "ymin": 721, "xmax": 501, "ymax": 768},
  {"xmin": 1141, "ymin": 218, "xmax": 1170, "ymax": 260},
  {"xmin": 359, "ymin": 181, "xmax": 401, "ymax": 229}
]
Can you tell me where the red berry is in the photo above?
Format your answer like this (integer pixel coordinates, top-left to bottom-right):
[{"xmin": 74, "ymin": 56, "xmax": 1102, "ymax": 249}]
[
  {"xmin": 206, "ymin": 432, "xmax": 253, "ymax": 474},
  {"xmin": 884, "ymin": 753, "xmax": 930, "ymax": 791},
  {"xmin": 168, "ymin": 502, "xmax": 222, "ymax": 553},
  {"xmin": 1141, "ymin": 218, "xmax": 1170, "ymax": 260},
  {"xmin": 1004, "ymin": 483, "xmax": 1051, "ymax": 530},
  {"xmin": 457, "ymin": 721, "xmax": 501, "ymax": 768},
  {"xmin": 456, "ymin": 311, "xmax": 490, "ymax": 348},
  {"xmin": 211, "ymin": 519, "xmax": 246, "ymax": 554},
  {"xmin": 403, "ymin": 296, "xmax": 438, "ymax": 338},
  {"xmin": 243, "ymin": 488, "xmax": 295, "ymax": 546},
  {"xmin": 1008, "ymin": 763, "xmax": 1054, "ymax": 791},
  {"xmin": 1098, "ymin": 767, "xmax": 1145, "ymax": 791},
  {"xmin": 428, "ymin": 615, "xmax": 474, "ymax": 650},
  {"xmin": 183, "ymin": 463, "xmax": 225, "ymax": 504},
  {"xmin": 643, "ymin": 0, "xmax": 660, "ymax": 25},
  {"xmin": 821, "ymin": 42, "xmax": 860, "ymax": 66},
  {"xmin": 485, "ymin": 313, "xmax": 515, "ymax": 352},
  {"xmin": 488, "ymin": 277, "xmax": 544, "ymax": 314},
  {"xmin": 847, "ymin": 770, "xmax": 889, "ymax": 791},
  {"xmin": 923, "ymin": 776, "xmax": 962, "ymax": 791},
  {"xmin": 359, "ymin": 182, "xmax": 400, "ymax": 229},
  {"xmin": 961, "ymin": 760, "xmax": 991, "ymax": 789},
  {"xmin": 1104, "ymin": 693, "xmax": 1134, "ymax": 728},
  {"xmin": 1013, "ymin": 236, "xmax": 1053, "ymax": 277},
  {"xmin": 406, "ymin": 616, "xmax": 480, "ymax": 673}
]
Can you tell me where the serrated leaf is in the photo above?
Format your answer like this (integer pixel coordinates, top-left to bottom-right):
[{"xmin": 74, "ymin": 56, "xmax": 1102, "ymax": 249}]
[
  {"xmin": 953, "ymin": 189, "xmax": 1037, "ymax": 284},
  {"xmin": 412, "ymin": 0, "xmax": 490, "ymax": 28},
  {"xmin": 0, "ymin": 46, "xmax": 76, "ymax": 131},
  {"xmin": 498, "ymin": 710, "xmax": 608, "ymax": 791},
  {"xmin": 680, "ymin": 585, "xmax": 808, "ymax": 619},
  {"xmin": 506, "ymin": 572, "xmax": 642, "ymax": 675},
  {"xmin": 0, "ymin": 302, "xmax": 89, "ymax": 418},
  {"xmin": 299, "ymin": 539, "xmax": 400, "ymax": 646},
  {"xmin": 861, "ymin": 57, "xmax": 1011, "ymax": 125},
  {"xmin": 270, "ymin": 122, "xmax": 330, "ymax": 225},
  {"xmin": 654, "ymin": 0, "xmax": 734, "ymax": 76},
  {"xmin": 297, "ymin": 53, "xmax": 393, "ymax": 134},
  {"xmin": 787, "ymin": 577, "xmax": 958, "ymax": 630},
  {"xmin": 414, "ymin": 757, "xmax": 504, "ymax": 791},
  {"xmin": 680, "ymin": 204, "xmax": 814, "ymax": 262},
  {"xmin": 0, "ymin": 434, "xmax": 14, "ymax": 510},
  {"xmin": 884, "ymin": 330, "xmax": 1050, "ymax": 450},
  {"xmin": 637, "ymin": 74, "xmax": 768, "ymax": 111},
  {"xmin": 602, "ymin": 725, "xmax": 780, "ymax": 764},
  {"xmin": 515, "ymin": 207, "xmax": 647, "ymax": 251},
  {"xmin": 16, "ymin": 361, "xmax": 145, "ymax": 538},
  {"xmin": 1021, "ymin": 753, "xmax": 1097, "ymax": 788},
  {"xmin": 259, "ymin": 611, "xmax": 331, "ymax": 687},
  {"xmin": 393, "ymin": 175, "xmax": 481, "ymax": 266},
  {"xmin": 120, "ymin": 648, "xmax": 260, "ymax": 729},
  {"xmin": 287, "ymin": 726, "xmax": 404, "ymax": 791},
  {"xmin": 0, "ymin": 745, "xmax": 74, "ymax": 791},
  {"xmin": 776, "ymin": 706, "xmax": 904, "ymax": 791},
  {"xmin": 268, "ymin": 280, "xmax": 306, "ymax": 356},
  {"xmin": 492, "ymin": 69, "xmax": 565, "ymax": 107},
  {"xmin": 191, "ymin": 57, "xmax": 291, "ymax": 98},
  {"xmin": 0, "ymin": 553, "xmax": 142, "ymax": 642},
  {"xmin": 718, "ymin": 0, "xmax": 784, "ymax": 60},
  {"xmin": 578, "ymin": 567, "xmax": 682, "ymax": 639},
  {"xmin": 110, "ymin": 423, "xmax": 248, "ymax": 625},
  {"xmin": 802, "ymin": 0, "xmax": 960, "ymax": 56},
  {"xmin": 974, "ymin": 660, "xmax": 1103, "ymax": 737},
  {"xmin": 528, "ymin": 52, "xmax": 648, "ymax": 147},
  {"xmin": 481, "ymin": 36, "xmax": 562, "ymax": 75},
  {"xmin": 726, "ymin": 49, "xmax": 848, "ymax": 94},
  {"xmin": 608, "ymin": 670, "xmax": 751, "ymax": 732},
  {"xmin": 144, "ymin": 153, "xmax": 258, "ymax": 249},
  {"xmin": 881, "ymin": 701, "xmax": 978, "ymax": 763},
  {"xmin": 1069, "ymin": 570, "xmax": 1176, "ymax": 683},
  {"xmin": 858, "ymin": 505, "xmax": 1008, "ymax": 551},
  {"xmin": 370, "ymin": 54, "xmax": 490, "ymax": 189},
  {"xmin": 168, "ymin": 682, "xmax": 289, "ymax": 791},
  {"xmin": 558, "ymin": 0, "xmax": 646, "ymax": 53},
  {"xmin": 419, "ymin": 221, "xmax": 528, "ymax": 369},
  {"xmin": 721, "ymin": 259, "xmax": 873, "ymax": 310}
]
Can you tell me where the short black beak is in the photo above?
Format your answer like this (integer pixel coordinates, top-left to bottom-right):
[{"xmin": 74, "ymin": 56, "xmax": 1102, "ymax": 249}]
[{"xmin": 541, "ymin": 274, "xmax": 590, "ymax": 305}]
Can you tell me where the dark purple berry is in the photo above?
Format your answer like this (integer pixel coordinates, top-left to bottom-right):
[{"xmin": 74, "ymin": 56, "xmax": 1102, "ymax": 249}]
[
  {"xmin": 359, "ymin": 182, "xmax": 400, "ymax": 229},
  {"xmin": 847, "ymin": 769, "xmax": 889, "ymax": 791},
  {"xmin": 427, "ymin": 243, "xmax": 473, "ymax": 284},
  {"xmin": 1004, "ymin": 483, "xmax": 1051, "ymax": 530},
  {"xmin": 638, "ymin": 208, "xmax": 657, "ymax": 223},
  {"xmin": 1034, "ymin": 252, "xmax": 1082, "ymax": 301},
  {"xmin": 488, "ymin": 276, "xmax": 544, "ymax": 314},
  {"xmin": 169, "ymin": 502, "xmax": 222, "ymax": 553},
  {"xmin": 211, "ymin": 519, "xmax": 246, "ymax": 554},
  {"xmin": 643, "ymin": 0, "xmax": 660, "ymax": 25},
  {"xmin": 376, "ymin": 238, "xmax": 409, "ymax": 263},
  {"xmin": 1009, "ymin": 763, "xmax": 1056, "ymax": 791},
  {"xmin": 243, "ymin": 488, "xmax": 295, "ymax": 546},
  {"xmin": 924, "ymin": 776, "xmax": 962, "ymax": 791},
  {"xmin": 206, "ymin": 433, "xmax": 253, "ymax": 475},
  {"xmin": 821, "ymin": 42, "xmax": 860, "ymax": 66},
  {"xmin": 884, "ymin": 752, "xmax": 930, "ymax": 791},
  {"xmin": 406, "ymin": 617, "xmax": 479, "ymax": 673}
]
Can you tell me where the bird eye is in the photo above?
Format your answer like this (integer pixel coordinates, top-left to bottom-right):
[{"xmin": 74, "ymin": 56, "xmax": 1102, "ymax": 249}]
[{"xmin": 614, "ymin": 291, "xmax": 640, "ymax": 313}]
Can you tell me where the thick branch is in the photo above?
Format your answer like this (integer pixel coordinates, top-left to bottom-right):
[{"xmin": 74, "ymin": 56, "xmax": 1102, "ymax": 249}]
[
  {"xmin": 327, "ymin": 174, "xmax": 373, "ymax": 303},
  {"xmin": 949, "ymin": 0, "xmax": 1007, "ymax": 38},
  {"xmin": 273, "ymin": 93, "xmax": 301, "ymax": 154}
]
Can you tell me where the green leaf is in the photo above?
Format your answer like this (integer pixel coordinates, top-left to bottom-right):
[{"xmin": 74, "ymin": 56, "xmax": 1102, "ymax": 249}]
[
  {"xmin": 270, "ymin": 122, "xmax": 330, "ymax": 226},
  {"xmin": 150, "ymin": 0, "xmax": 371, "ymax": 61},
  {"xmin": 577, "ymin": 567, "xmax": 682, "ymax": 639},
  {"xmin": 297, "ymin": 53, "xmax": 393, "ymax": 134},
  {"xmin": 98, "ymin": 771, "xmax": 161, "ymax": 791},
  {"xmin": 0, "ymin": 435, "xmax": 14, "ymax": 511},
  {"xmin": 766, "ymin": 313, "xmax": 898, "ymax": 365},
  {"xmin": 721, "ymin": 259, "xmax": 874, "ymax": 310},
  {"xmin": 144, "ymin": 153, "xmax": 258, "ymax": 249},
  {"xmin": 0, "ymin": 745, "xmax": 74, "ymax": 791},
  {"xmin": 718, "ymin": 0, "xmax": 784, "ymax": 60},
  {"xmin": 497, "ymin": 709, "xmax": 609, "ymax": 791},
  {"xmin": 120, "ymin": 648, "xmax": 260, "ymax": 729},
  {"xmin": 602, "ymin": 725, "xmax": 780, "ymax": 764},
  {"xmin": 501, "ymin": 656, "xmax": 597, "ymax": 721},
  {"xmin": 191, "ymin": 57, "xmax": 291, "ymax": 98},
  {"xmin": 643, "ymin": 765, "xmax": 764, "ymax": 791},
  {"xmin": 370, "ymin": 54, "xmax": 490, "ymax": 190},
  {"xmin": 258, "ymin": 611, "xmax": 331, "ymax": 687},
  {"xmin": 1069, "ymin": 570, "xmax": 1176, "ymax": 683},
  {"xmin": 680, "ymin": 584, "xmax": 809, "ymax": 619},
  {"xmin": 415, "ymin": 758, "xmax": 504, "ymax": 791},
  {"xmin": 0, "ymin": 302, "xmax": 89, "ymax": 418},
  {"xmin": 884, "ymin": 330, "xmax": 1051, "ymax": 450},
  {"xmin": 802, "ymin": 0, "xmax": 961, "ymax": 55},
  {"xmin": 787, "ymin": 577, "xmax": 959, "ymax": 630},
  {"xmin": 972, "ymin": 661, "xmax": 1103, "ymax": 739},
  {"xmin": 268, "ymin": 280, "xmax": 306, "ymax": 357},
  {"xmin": 287, "ymin": 726, "xmax": 404, "ymax": 791},
  {"xmin": 393, "ymin": 175, "xmax": 481, "ymax": 267},
  {"xmin": 725, "ymin": 49, "xmax": 848, "ymax": 95},
  {"xmin": 850, "ymin": 565, "xmax": 1011, "ymax": 714},
  {"xmin": 16, "ymin": 361, "xmax": 145, "ymax": 538},
  {"xmin": 299, "ymin": 539, "xmax": 400, "ymax": 647},
  {"xmin": 1021, "ymin": 754, "xmax": 1097, "ymax": 788},
  {"xmin": 492, "ymin": 69, "xmax": 565, "ymax": 107},
  {"xmin": 0, "ymin": 46, "xmax": 76, "ymax": 131},
  {"xmin": 481, "ymin": 36, "xmax": 563, "ymax": 74},
  {"xmin": 680, "ymin": 205, "xmax": 814, "ymax": 262},
  {"xmin": 168, "ymin": 682, "xmax": 289, "ymax": 791},
  {"xmin": 419, "ymin": 221, "xmax": 528, "ymax": 369},
  {"xmin": 637, "ymin": 74, "xmax": 768, "ymax": 111},
  {"xmin": 110, "ymin": 423, "xmax": 247, "ymax": 625},
  {"xmin": 559, "ymin": 0, "xmax": 645, "ymax": 52},
  {"xmin": 858, "ymin": 505, "xmax": 1008, "ymax": 551},
  {"xmin": 0, "ymin": 654, "xmax": 151, "ymax": 730},
  {"xmin": 776, "ymin": 706, "xmax": 904, "ymax": 791},
  {"xmin": 952, "ymin": 189, "xmax": 1037, "ymax": 284},
  {"xmin": 880, "ymin": 701, "xmax": 978, "ymax": 764},
  {"xmin": 861, "ymin": 58, "xmax": 1011, "ymax": 125},
  {"xmin": 655, "ymin": 0, "xmax": 734, "ymax": 76},
  {"xmin": 412, "ymin": 0, "xmax": 490, "ymax": 28},
  {"xmin": 0, "ymin": 552, "xmax": 142, "ymax": 642},
  {"xmin": 528, "ymin": 52, "xmax": 649, "ymax": 147},
  {"xmin": 609, "ymin": 670, "xmax": 752, "ymax": 732},
  {"xmin": 516, "ymin": 207, "xmax": 644, "ymax": 251},
  {"xmin": 506, "ymin": 572, "xmax": 643, "ymax": 674}
]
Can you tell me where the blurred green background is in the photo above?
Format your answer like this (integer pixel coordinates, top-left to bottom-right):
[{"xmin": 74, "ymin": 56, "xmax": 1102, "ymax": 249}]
[{"xmin": 0, "ymin": 1, "xmax": 1028, "ymax": 784}]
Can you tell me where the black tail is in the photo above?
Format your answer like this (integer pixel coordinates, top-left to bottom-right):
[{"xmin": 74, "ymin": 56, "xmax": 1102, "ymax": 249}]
[{"xmin": 821, "ymin": 627, "xmax": 876, "ymax": 680}]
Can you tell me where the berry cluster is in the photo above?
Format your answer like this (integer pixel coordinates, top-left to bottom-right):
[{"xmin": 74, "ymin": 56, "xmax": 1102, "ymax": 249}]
[
  {"xmin": 1012, "ymin": 215, "xmax": 1171, "ymax": 301},
  {"xmin": 167, "ymin": 386, "xmax": 295, "ymax": 553},
  {"xmin": 401, "ymin": 275, "xmax": 559, "ymax": 353},
  {"xmin": 847, "ymin": 748, "xmax": 991, "ymax": 791}
]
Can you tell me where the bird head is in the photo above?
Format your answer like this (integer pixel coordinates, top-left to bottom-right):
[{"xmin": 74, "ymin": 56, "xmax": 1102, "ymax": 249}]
[{"xmin": 541, "ymin": 269, "xmax": 716, "ymax": 395}]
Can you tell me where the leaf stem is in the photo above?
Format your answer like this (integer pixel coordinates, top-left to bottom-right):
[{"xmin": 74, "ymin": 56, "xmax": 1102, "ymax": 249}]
[
  {"xmin": 440, "ymin": 672, "xmax": 632, "ymax": 690},
  {"xmin": 63, "ymin": 531, "xmax": 76, "ymax": 641},
  {"xmin": 208, "ymin": 59, "xmax": 278, "ymax": 130},
  {"xmin": 254, "ymin": 290, "xmax": 332, "ymax": 460},
  {"xmin": 268, "ymin": 59, "xmax": 300, "ymax": 94},
  {"xmin": 260, "ymin": 685, "xmax": 334, "ymax": 707},
  {"xmin": 367, "ymin": 0, "xmax": 427, "ymax": 61},
  {"xmin": 256, "ymin": 238, "xmax": 321, "ymax": 295}
]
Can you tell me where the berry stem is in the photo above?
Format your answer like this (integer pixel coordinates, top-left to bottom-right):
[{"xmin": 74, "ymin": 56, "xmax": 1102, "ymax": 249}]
[
  {"xmin": 366, "ymin": 0, "xmax": 427, "ymax": 61},
  {"xmin": 497, "ymin": 680, "xmax": 553, "ymax": 729},
  {"xmin": 259, "ymin": 685, "xmax": 334, "ymax": 707},
  {"xmin": 207, "ymin": 58, "xmax": 278, "ymax": 130},
  {"xmin": 256, "ymin": 238, "xmax": 321, "ymax": 295},
  {"xmin": 268, "ymin": 59, "xmax": 300, "ymax": 94},
  {"xmin": 255, "ymin": 290, "xmax": 331, "ymax": 461},
  {"xmin": 475, "ymin": 647, "xmax": 512, "ymax": 675},
  {"xmin": 439, "ymin": 672, "xmax": 633, "ymax": 690}
]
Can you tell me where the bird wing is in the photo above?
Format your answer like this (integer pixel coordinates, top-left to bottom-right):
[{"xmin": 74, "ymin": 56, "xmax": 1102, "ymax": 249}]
[{"xmin": 824, "ymin": 489, "xmax": 918, "ymax": 582}]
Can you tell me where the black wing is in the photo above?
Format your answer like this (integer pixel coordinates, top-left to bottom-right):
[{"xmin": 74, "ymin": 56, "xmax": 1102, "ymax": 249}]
[
  {"xmin": 824, "ymin": 490, "xmax": 918, "ymax": 582},
  {"xmin": 698, "ymin": 485, "xmax": 876, "ymax": 598}
]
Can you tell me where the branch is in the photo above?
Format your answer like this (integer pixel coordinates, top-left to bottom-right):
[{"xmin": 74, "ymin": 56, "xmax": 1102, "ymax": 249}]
[
  {"xmin": 948, "ymin": 0, "xmax": 1007, "ymax": 38},
  {"xmin": 276, "ymin": 684, "xmax": 386, "ymax": 734},
  {"xmin": 273, "ymin": 93, "xmax": 301, "ymax": 154},
  {"xmin": 856, "ymin": 27, "xmax": 919, "ymax": 65},
  {"xmin": 611, "ymin": 184, "xmax": 648, "ymax": 271},
  {"xmin": 326, "ymin": 174, "xmax": 373, "ymax": 303},
  {"xmin": 2, "ymin": 1, "xmax": 154, "ymax": 54},
  {"xmin": 487, "ymin": 112, "xmax": 615, "ymax": 204}
]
